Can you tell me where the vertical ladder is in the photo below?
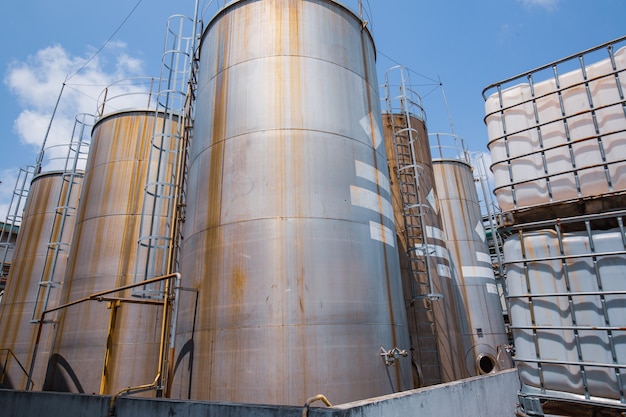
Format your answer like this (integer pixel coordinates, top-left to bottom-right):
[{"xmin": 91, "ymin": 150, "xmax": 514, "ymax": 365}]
[
  {"xmin": 384, "ymin": 66, "xmax": 443, "ymax": 386},
  {"xmin": 31, "ymin": 114, "xmax": 92, "ymax": 322},
  {"xmin": 130, "ymin": 12, "xmax": 200, "ymax": 396},
  {"xmin": 133, "ymin": 15, "xmax": 195, "ymax": 297},
  {"xmin": 0, "ymin": 165, "xmax": 36, "ymax": 284},
  {"xmin": 170, "ymin": 25, "xmax": 200, "ymax": 275}
]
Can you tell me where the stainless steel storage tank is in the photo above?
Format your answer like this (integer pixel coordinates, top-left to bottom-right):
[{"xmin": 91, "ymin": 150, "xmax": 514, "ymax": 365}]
[
  {"xmin": 431, "ymin": 137, "xmax": 509, "ymax": 376},
  {"xmin": 173, "ymin": 0, "xmax": 412, "ymax": 405},
  {"xmin": 45, "ymin": 110, "xmax": 178, "ymax": 394},
  {"xmin": 0, "ymin": 170, "xmax": 83, "ymax": 390},
  {"xmin": 382, "ymin": 113, "xmax": 465, "ymax": 386}
]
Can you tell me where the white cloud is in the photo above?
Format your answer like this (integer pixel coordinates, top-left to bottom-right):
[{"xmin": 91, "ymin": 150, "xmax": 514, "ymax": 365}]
[
  {"xmin": 4, "ymin": 43, "xmax": 147, "ymax": 152},
  {"xmin": 1, "ymin": 42, "xmax": 152, "ymax": 218},
  {"xmin": 518, "ymin": 0, "xmax": 559, "ymax": 11}
]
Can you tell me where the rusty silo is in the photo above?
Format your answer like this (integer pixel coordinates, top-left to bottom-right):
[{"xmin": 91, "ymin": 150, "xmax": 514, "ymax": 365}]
[
  {"xmin": 172, "ymin": 0, "xmax": 412, "ymax": 405},
  {"xmin": 431, "ymin": 135, "xmax": 509, "ymax": 376},
  {"xmin": 44, "ymin": 109, "xmax": 179, "ymax": 395},
  {"xmin": 381, "ymin": 67, "xmax": 465, "ymax": 387},
  {"xmin": 0, "ymin": 115, "xmax": 90, "ymax": 390}
]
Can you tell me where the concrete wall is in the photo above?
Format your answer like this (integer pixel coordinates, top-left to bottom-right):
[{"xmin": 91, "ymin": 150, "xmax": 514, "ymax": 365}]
[
  {"xmin": 0, "ymin": 390, "xmax": 110, "ymax": 417},
  {"xmin": 0, "ymin": 369, "xmax": 520, "ymax": 417},
  {"xmin": 327, "ymin": 369, "xmax": 520, "ymax": 417}
]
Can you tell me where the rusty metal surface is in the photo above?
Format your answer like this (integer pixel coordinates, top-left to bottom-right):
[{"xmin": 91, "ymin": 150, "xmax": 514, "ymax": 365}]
[
  {"xmin": 382, "ymin": 113, "xmax": 466, "ymax": 386},
  {"xmin": 46, "ymin": 111, "xmax": 177, "ymax": 395},
  {"xmin": 432, "ymin": 159, "xmax": 509, "ymax": 376},
  {"xmin": 173, "ymin": 0, "xmax": 411, "ymax": 405},
  {"xmin": 0, "ymin": 172, "xmax": 82, "ymax": 390}
]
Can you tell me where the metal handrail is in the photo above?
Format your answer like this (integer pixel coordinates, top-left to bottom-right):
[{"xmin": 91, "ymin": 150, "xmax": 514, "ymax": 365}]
[
  {"xmin": 0, "ymin": 348, "xmax": 33, "ymax": 389},
  {"xmin": 512, "ymin": 357, "xmax": 626, "ymax": 369},
  {"xmin": 429, "ymin": 132, "xmax": 470, "ymax": 163},
  {"xmin": 507, "ymin": 290, "xmax": 626, "ymax": 299},
  {"xmin": 95, "ymin": 77, "xmax": 159, "ymax": 118},
  {"xmin": 504, "ymin": 209, "xmax": 626, "ymax": 231},
  {"xmin": 482, "ymin": 35, "xmax": 626, "ymax": 100},
  {"xmin": 26, "ymin": 273, "xmax": 181, "ymax": 391}
]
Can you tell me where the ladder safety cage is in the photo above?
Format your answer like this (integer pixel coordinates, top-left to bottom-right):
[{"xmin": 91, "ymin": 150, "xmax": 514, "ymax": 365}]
[
  {"xmin": 132, "ymin": 14, "xmax": 197, "ymax": 299},
  {"xmin": 383, "ymin": 65, "xmax": 443, "ymax": 387},
  {"xmin": 0, "ymin": 166, "xmax": 36, "ymax": 281},
  {"xmin": 31, "ymin": 113, "xmax": 93, "ymax": 323},
  {"xmin": 384, "ymin": 65, "xmax": 441, "ymax": 302}
]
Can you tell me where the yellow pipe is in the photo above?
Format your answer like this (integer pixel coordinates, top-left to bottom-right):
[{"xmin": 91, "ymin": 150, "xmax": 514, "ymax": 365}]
[
  {"xmin": 26, "ymin": 273, "xmax": 181, "ymax": 391},
  {"xmin": 108, "ymin": 373, "xmax": 161, "ymax": 416},
  {"xmin": 302, "ymin": 394, "xmax": 332, "ymax": 417},
  {"xmin": 100, "ymin": 301, "xmax": 120, "ymax": 394},
  {"xmin": 106, "ymin": 272, "xmax": 181, "ymax": 414},
  {"xmin": 154, "ymin": 270, "xmax": 172, "ymax": 397}
]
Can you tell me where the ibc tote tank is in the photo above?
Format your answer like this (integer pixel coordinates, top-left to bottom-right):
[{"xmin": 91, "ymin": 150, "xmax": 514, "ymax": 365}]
[
  {"xmin": 45, "ymin": 110, "xmax": 178, "ymax": 394},
  {"xmin": 431, "ymin": 145, "xmax": 509, "ymax": 376},
  {"xmin": 0, "ymin": 171, "xmax": 82, "ymax": 390},
  {"xmin": 505, "ymin": 216, "xmax": 626, "ymax": 407},
  {"xmin": 173, "ymin": 0, "xmax": 412, "ymax": 405}
]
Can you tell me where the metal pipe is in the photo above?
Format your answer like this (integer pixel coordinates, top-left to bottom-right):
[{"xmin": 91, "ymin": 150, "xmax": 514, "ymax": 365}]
[
  {"xmin": 0, "ymin": 349, "xmax": 31, "ymax": 388},
  {"xmin": 503, "ymin": 250, "xmax": 626, "ymax": 265},
  {"xmin": 512, "ymin": 357, "xmax": 626, "ymax": 369},
  {"xmin": 26, "ymin": 273, "xmax": 180, "ymax": 391},
  {"xmin": 107, "ymin": 272, "xmax": 181, "ymax": 411},
  {"xmin": 164, "ymin": 278, "xmax": 182, "ymax": 397},
  {"xmin": 301, "ymin": 394, "xmax": 332, "ymax": 417},
  {"xmin": 507, "ymin": 290, "xmax": 626, "ymax": 298},
  {"xmin": 100, "ymin": 301, "xmax": 120, "ymax": 394},
  {"xmin": 482, "ymin": 35, "xmax": 626, "ymax": 100},
  {"xmin": 87, "ymin": 296, "xmax": 164, "ymax": 306},
  {"xmin": 506, "ymin": 211, "xmax": 626, "ymax": 231},
  {"xmin": 108, "ymin": 374, "xmax": 162, "ymax": 416},
  {"xmin": 511, "ymin": 325, "xmax": 626, "ymax": 332},
  {"xmin": 35, "ymin": 82, "xmax": 66, "ymax": 172}
]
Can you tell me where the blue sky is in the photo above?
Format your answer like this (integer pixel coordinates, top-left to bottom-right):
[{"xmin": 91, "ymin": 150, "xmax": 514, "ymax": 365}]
[{"xmin": 0, "ymin": 0, "xmax": 624, "ymax": 216}]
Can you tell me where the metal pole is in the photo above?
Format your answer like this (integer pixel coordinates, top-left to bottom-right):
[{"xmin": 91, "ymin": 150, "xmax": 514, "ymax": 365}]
[{"xmin": 36, "ymin": 82, "xmax": 66, "ymax": 172}]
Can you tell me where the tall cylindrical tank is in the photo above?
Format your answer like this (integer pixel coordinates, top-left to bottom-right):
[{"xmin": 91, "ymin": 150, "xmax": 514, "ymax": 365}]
[
  {"xmin": 45, "ymin": 110, "xmax": 178, "ymax": 394},
  {"xmin": 431, "ymin": 147, "xmax": 509, "ymax": 376},
  {"xmin": 173, "ymin": 0, "xmax": 412, "ymax": 405},
  {"xmin": 0, "ymin": 171, "xmax": 83, "ymax": 390},
  {"xmin": 382, "ymin": 113, "xmax": 465, "ymax": 386}
]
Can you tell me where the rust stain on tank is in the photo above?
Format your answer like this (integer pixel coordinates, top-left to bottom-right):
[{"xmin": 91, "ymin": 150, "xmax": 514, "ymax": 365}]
[
  {"xmin": 208, "ymin": 58, "xmax": 228, "ymax": 230},
  {"xmin": 358, "ymin": 23, "xmax": 406, "ymax": 390},
  {"xmin": 232, "ymin": 266, "xmax": 247, "ymax": 307}
]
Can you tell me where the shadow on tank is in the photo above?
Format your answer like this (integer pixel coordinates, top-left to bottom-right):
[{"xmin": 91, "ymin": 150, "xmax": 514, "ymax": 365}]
[{"xmin": 43, "ymin": 354, "xmax": 85, "ymax": 394}]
